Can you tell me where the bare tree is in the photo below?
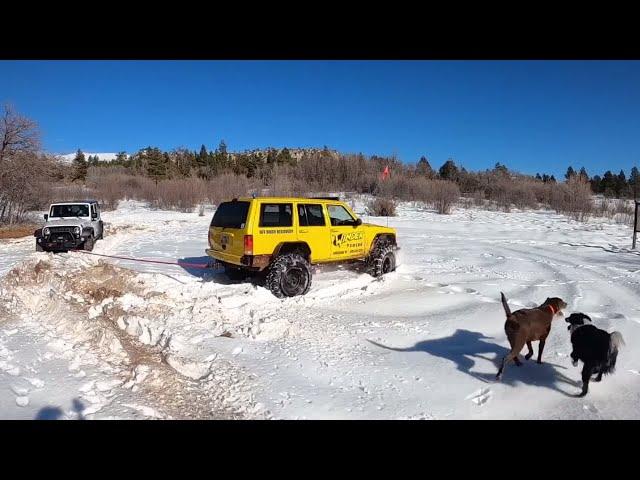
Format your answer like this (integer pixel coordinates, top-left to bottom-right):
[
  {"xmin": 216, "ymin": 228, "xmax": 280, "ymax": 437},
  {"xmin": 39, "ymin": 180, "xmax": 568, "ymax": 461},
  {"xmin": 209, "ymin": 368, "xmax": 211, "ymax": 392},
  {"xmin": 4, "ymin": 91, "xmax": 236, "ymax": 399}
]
[
  {"xmin": 0, "ymin": 105, "xmax": 49, "ymax": 224},
  {"xmin": 0, "ymin": 104, "xmax": 41, "ymax": 165}
]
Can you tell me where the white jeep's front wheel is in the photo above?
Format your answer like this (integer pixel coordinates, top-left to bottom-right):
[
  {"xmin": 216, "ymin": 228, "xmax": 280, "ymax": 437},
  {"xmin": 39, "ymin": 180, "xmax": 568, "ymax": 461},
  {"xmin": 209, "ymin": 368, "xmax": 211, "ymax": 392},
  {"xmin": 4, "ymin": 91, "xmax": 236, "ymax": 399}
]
[{"xmin": 83, "ymin": 235, "xmax": 94, "ymax": 251}]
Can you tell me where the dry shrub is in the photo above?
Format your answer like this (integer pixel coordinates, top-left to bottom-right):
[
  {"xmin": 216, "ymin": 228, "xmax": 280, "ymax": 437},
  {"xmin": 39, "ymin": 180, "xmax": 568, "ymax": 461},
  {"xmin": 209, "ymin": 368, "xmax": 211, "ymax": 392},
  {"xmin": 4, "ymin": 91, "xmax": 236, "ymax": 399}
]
[
  {"xmin": 366, "ymin": 197, "xmax": 396, "ymax": 216},
  {"xmin": 594, "ymin": 197, "xmax": 635, "ymax": 225},
  {"xmin": 54, "ymin": 183, "xmax": 94, "ymax": 202},
  {"xmin": 472, "ymin": 190, "xmax": 485, "ymax": 207},
  {"xmin": 549, "ymin": 178, "xmax": 593, "ymax": 221},
  {"xmin": 207, "ymin": 173, "xmax": 259, "ymax": 206},
  {"xmin": 427, "ymin": 180, "xmax": 460, "ymax": 214},
  {"xmin": 485, "ymin": 177, "xmax": 539, "ymax": 212},
  {"xmin": 158, "ymin": 178, "xmax": 209, "ymax": 212}
]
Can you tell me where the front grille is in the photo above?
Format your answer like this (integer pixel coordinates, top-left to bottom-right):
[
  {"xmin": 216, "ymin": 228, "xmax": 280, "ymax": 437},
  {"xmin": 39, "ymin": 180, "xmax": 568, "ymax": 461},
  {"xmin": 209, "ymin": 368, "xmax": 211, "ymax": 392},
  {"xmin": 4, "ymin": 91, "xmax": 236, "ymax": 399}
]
[{"xmin": 49, "ymin": 226, "xmax": 75, "ymax": 235}]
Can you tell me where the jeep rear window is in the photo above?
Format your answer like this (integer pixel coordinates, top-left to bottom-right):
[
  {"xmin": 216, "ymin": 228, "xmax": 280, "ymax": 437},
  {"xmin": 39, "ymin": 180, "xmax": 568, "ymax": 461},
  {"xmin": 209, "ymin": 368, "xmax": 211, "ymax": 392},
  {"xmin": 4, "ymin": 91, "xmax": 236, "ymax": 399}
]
[
  {"xmin": 50, "ymin": 204, "xmax": 89, "ymax": 217},
  {"xmin": 211, "ymin": 201, "xmax": 250, "ymax": 229},
  {"xmin": 260, "ymin": 203, "xmax": 293, "ymax": 227}
]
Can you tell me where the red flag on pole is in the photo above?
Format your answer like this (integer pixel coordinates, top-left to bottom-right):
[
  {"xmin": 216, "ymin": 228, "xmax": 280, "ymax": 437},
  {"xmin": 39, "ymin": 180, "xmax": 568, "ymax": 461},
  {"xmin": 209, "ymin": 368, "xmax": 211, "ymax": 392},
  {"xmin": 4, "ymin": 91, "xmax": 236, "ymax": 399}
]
[{"xmin": 381, "ymin": 165, "xmax": 390, "ymax": 180}]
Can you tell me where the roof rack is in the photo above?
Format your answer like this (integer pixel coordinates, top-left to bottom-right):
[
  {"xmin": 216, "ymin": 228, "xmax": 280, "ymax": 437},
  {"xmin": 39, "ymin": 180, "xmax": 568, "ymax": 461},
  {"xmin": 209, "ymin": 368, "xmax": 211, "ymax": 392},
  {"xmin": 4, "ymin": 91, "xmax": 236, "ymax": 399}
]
[{"xmin": 309, "ymin": 196, "xmax": 340, "ymax": 201}]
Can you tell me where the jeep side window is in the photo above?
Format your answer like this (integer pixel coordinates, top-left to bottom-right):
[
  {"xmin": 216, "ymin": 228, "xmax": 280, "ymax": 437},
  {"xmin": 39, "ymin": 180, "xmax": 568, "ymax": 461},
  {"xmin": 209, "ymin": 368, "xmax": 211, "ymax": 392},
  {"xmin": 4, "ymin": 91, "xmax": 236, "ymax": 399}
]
[
  {"xmin": 297, "ymin": 204, "xmax": 325, "ymax": 227},
  {"xmin": 91, "ymin": 204, "xmax": 97, "ymax": 217},
  {"xmin": 260, "ymin": 203, "xmax": 293, "ymax": 227},
  {"xmin": 327, "ymin": 205, "xmax": 355, "ymax": 226}
]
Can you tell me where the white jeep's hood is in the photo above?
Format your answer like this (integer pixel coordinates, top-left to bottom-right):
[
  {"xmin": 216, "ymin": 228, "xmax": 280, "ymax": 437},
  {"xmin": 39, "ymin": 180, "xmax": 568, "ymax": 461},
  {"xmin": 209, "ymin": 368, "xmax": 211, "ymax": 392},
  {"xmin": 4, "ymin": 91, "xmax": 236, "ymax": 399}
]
[{"xmin": 44, "ymin": 218, "xmax": 90, "ymax": 228}]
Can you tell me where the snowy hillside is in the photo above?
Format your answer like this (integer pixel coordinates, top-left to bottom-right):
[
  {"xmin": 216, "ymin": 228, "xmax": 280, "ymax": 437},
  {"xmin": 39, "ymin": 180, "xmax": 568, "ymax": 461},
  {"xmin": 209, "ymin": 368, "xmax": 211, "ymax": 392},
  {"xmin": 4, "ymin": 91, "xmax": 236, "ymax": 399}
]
[
  {"xmin": 58, "ymin": 152, "xmax": 122, "ymax": 164},
  {"xmin": 1, "ymin": 199, "xmax": 639, "ymax": 419}
]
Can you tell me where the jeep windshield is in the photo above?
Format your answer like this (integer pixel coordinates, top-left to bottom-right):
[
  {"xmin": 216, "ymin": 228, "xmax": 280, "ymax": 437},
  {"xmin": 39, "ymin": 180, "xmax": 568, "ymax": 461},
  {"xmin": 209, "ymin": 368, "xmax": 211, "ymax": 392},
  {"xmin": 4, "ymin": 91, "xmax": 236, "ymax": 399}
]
[
  {"xmin": 211, "ymin": 201, "xmax": 250, "ymax": 229},
  {"xmin": 50, "ymin": 204, "xmax": 90, "ymax": 218}
]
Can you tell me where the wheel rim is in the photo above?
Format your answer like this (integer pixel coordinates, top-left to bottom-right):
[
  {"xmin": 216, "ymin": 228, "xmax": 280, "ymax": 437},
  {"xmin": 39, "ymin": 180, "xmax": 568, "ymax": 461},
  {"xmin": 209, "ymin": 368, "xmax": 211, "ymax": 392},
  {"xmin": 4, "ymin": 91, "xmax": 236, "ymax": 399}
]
[
  {"xmin": 282, "ymin": 267, "xmax": 307, "ymax": 296},
  {"xmin": 382, "ymin": 255, "xmax": 393, "ymax": 274}
]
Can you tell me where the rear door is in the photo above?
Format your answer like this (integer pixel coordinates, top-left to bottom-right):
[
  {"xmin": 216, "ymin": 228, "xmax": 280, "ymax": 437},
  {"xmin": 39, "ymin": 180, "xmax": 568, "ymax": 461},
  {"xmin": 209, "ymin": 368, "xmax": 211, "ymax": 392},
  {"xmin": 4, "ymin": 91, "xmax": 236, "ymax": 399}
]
[
  {"xmin": 296, "ymin": 203, "xmax": 330, "ymax": 262},
  {"xmin": 254, "ymin": 202, "xmax": 295, "ymax": 256},
  {"xmin": 327, "ymin": 203, "xmax": 365, "ymax": 259},
  {"xmin": 209, "ymin": 201, "xmax": 251, "ymax": 260}
]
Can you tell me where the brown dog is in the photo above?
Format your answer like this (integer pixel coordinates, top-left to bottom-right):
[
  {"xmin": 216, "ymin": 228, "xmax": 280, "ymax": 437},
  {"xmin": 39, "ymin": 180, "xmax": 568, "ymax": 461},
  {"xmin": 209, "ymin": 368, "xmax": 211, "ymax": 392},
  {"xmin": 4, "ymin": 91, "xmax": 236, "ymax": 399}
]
[{"xmin": 496, "ymin": 292, "xmax": 567, "ymax": 380}]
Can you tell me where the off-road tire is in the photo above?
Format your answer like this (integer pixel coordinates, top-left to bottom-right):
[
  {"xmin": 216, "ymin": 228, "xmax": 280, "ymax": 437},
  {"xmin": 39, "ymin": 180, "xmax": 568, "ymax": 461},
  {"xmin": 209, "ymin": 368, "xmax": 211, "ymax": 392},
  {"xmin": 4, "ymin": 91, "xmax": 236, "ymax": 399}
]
[
  {"xmin": 36, "ymin": 241, "xmax": 44, "ymax": 252},
  {"xmin": 366, "ymin": 241, "xmax": 396, "ymax": 277},
  {"xmin": 266, "ymin": 253, "xmax": 312, "ymax": 298},
  {"xmin": 83, "ymin": 235, "xmax": 95, "ymax": 252},
  {"xmin": 224, "ymin": 265, "xmax": 248, "ymax": 281}
]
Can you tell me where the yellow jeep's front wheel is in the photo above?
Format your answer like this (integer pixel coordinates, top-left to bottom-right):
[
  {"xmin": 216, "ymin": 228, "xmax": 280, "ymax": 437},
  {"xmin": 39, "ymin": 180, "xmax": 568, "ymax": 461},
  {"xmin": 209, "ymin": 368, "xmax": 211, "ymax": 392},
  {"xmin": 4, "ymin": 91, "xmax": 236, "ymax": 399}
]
[
  {"xmin": 367, "ymin": 241, "xmax": 396, "ymax": 277},
  {"xmin": 266, "ymin": 253, "xmax": 312, "ymax": 298}
]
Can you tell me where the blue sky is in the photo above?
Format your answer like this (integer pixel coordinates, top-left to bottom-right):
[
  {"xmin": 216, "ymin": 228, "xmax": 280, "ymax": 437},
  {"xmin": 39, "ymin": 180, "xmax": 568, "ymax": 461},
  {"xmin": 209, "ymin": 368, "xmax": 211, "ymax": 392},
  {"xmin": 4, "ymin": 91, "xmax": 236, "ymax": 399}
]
[{"xmin": 1, "ymin": 60, "xmax": 639, "ymax": 177}]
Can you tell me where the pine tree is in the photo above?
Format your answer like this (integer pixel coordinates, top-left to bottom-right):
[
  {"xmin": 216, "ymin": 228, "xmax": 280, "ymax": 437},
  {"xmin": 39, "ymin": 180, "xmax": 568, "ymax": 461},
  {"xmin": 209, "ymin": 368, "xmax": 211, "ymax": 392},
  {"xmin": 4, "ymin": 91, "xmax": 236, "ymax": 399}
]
[
  {"xmin": 218, "ymin": 140, "xmax": 228, "ymax": 156},
  {"xmin": 535, "ymin": 173, "xmax": 542, "ymax": 181},
  {"xmin": 616, "ymin": 170, "xmax": 627, "ymax": 197},
  {"xmin": 578, "ymin": 167, "xmax": 589, "ymax": 182},
  {"xmin": 602, "ymin": 170, "xmax": 615, "ymax": 196},
  {"xmin": 549, "ymin": 175, "xmax": 557, "ymax": 183},
  {"xmin": 590, "ymin": 175, "xmax": 602, "ymax": 193},
  {"xmin": 494, "ymin": 162, "xmax": 509, "ymax": 176},
  {"xmin": 438, "ymin": 159, "xmax": 459, "ymax": 181},
  {"xmin": 276, "ymin": 147, "xmax": 294, "ymax": 165},
  {"xmin": 213, "ymin": 140, "xmax": 229, "ymax": 172},
  {"xmin": 266, "ymin": 148, "xmax": 278, "ymax": 165},
  {"xmin": 197, "ymin": 145, "xmax": 208, "ymax": 168},
  {"xmin": 72, "ymin": 149, "xmax": 88, "ymax": 182},
  {"xmin": 565, "ymin": 166, "xmax": 576, "ymax": 181},
  {"xmin": 629, "ymin": 166, "xmax": 639, "ymax": 199},
  {"xmin": 146, "ymin": 147, "xmax": 169, "ymax": 185},
  {"xmin": 416, "ymin": 156, "xmax": 434, "ymax": 177}
]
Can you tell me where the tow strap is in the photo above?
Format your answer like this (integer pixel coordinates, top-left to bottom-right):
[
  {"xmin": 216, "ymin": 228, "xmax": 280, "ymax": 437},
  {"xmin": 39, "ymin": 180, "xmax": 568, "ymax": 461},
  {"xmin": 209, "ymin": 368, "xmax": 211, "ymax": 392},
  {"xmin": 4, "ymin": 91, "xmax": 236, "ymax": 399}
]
[{"xmin": 71, "ymin": 250, "xmax": 220, "ymax": 270}]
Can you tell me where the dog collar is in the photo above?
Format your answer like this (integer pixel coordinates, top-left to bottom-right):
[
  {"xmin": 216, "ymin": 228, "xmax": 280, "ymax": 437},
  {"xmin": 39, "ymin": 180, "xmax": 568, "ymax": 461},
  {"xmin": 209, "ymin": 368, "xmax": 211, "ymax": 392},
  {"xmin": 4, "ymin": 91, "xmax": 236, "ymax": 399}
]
[{"xmin": 548, "ymin": 304, "xmax": 557, "ymax": 315}]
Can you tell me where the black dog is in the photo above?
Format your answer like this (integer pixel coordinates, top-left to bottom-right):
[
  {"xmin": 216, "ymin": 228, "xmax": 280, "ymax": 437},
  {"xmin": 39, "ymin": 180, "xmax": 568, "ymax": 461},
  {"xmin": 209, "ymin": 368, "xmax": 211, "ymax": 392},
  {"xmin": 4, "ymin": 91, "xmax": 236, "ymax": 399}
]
[{"xmin": 566, "ymin": 313, "xmax": 625, "ymax": 397}]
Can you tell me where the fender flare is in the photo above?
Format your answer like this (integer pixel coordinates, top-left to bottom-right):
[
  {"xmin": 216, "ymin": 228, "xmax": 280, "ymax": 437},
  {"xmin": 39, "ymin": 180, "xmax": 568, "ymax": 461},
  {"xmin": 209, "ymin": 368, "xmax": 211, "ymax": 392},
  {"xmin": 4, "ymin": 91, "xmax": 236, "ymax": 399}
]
[{"xmin": 273, "ymin": 241, "xmax": 312, "ymax": 261}]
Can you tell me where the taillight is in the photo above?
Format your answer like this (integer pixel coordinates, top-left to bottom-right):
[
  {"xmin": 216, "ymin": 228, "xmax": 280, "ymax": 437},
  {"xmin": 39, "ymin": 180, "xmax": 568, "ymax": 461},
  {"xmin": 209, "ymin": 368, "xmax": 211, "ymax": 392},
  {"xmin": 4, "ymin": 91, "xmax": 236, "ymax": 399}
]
[{"xmin": 244, "ymin": 235, "xmax": 253, "ymax": 255}]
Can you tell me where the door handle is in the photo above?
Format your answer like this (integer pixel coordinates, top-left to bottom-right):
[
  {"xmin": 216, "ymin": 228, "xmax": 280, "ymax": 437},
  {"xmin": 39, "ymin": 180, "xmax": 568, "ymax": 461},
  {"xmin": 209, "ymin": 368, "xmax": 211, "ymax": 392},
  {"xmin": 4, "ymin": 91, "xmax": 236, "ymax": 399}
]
[{"xmin": 299, "ymin": 229, "xmax": 309, "ymax": 233}]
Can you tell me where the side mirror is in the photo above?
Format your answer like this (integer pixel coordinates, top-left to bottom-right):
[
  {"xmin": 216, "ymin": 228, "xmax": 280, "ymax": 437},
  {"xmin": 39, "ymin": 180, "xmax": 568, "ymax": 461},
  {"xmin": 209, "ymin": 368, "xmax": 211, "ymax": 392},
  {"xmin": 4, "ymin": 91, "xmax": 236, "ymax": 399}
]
[
  {"xmin": 44, "ymin": 214, "xmax": 48, "ymax": 221},
  {"xmin": 354, "ymin": 218, "xmax": 362, "ymax": 227},
  {"xmin": 92, "ymin": 214, "xmax": 98, "ymax": 220}
]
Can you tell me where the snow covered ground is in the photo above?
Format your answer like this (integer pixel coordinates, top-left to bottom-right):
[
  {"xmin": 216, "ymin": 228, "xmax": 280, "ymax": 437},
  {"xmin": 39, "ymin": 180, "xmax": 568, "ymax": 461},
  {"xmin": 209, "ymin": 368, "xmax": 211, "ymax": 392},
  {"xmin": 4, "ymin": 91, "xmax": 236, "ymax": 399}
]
[{"xmin": 1, "ymin": 198, "xmax": 639, "ymax": 419}]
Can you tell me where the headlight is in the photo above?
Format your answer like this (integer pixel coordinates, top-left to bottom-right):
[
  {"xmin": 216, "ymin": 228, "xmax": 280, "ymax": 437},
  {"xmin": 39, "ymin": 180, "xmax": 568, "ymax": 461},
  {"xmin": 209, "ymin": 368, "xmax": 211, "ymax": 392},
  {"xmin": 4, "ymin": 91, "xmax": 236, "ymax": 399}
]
[
  {"xmin": 43, "ymin": 227, "xmax": 50, "ymax": 236},
  {"xmin": 74, "ymin": 226, "xmax": 81, "ymax": 235}
]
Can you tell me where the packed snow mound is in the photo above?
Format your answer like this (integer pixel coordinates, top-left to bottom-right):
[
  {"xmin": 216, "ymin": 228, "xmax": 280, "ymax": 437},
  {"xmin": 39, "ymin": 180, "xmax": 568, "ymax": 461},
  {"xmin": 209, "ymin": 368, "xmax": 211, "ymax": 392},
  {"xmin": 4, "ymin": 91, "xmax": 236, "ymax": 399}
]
[{"xmin": 1, "ymin": 256, "xmax": 267, "ymax": 419}]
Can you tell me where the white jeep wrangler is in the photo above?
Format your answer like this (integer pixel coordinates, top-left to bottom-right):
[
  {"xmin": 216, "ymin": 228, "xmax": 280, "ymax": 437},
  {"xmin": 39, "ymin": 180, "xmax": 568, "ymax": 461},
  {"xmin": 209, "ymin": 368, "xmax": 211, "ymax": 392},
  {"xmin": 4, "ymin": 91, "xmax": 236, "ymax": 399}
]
[{"xmin": 35, "ymin": 200, "xmax": 104, "ymax": 252}]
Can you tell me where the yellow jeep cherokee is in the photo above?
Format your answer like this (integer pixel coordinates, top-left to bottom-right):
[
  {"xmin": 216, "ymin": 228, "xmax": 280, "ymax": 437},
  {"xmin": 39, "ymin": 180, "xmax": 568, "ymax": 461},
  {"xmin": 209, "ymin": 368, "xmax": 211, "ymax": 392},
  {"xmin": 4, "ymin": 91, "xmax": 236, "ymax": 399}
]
[{"xmin": 206, "ymin": 197, "xmax": 398, "ymax": 297}]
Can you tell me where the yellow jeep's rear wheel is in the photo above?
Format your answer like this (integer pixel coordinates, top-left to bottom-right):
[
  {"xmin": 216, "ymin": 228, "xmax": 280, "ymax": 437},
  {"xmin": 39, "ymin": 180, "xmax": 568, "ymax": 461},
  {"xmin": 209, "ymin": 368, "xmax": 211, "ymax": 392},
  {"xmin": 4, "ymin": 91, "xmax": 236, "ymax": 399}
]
[{"xmin": 266, "ymin": 253, "xmax": 312, "ymax": 298}]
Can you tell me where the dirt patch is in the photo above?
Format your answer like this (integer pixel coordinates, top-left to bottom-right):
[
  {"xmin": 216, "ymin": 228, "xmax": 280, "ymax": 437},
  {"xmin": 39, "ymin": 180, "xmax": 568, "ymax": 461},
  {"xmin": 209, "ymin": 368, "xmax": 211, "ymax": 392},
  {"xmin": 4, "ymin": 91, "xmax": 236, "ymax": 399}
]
[
  {"xmin": 0, "ymin": 224, "xmax": 38, "ymax": 239},
  {"xmin": 76, "ymin": 262, "xmax": 136, "ymax": 302}
]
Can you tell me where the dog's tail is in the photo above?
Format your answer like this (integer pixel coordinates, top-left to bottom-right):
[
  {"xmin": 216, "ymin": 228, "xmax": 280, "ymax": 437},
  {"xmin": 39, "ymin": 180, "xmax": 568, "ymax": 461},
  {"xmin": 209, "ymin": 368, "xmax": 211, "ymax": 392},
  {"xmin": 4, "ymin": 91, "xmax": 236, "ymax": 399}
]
[
  {"xmin": 500, "ymin": 292, "xmax": 511, "ymax": 317},
  {"xmin": 610, "ymin": 331, "xmax": 625, "ymax": 351},
  {"xmin": 603, "ymin": 332, "xmax": 625, "ymax": 375}
]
